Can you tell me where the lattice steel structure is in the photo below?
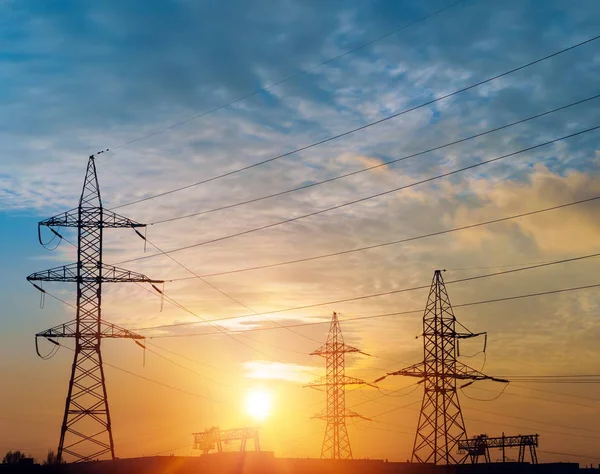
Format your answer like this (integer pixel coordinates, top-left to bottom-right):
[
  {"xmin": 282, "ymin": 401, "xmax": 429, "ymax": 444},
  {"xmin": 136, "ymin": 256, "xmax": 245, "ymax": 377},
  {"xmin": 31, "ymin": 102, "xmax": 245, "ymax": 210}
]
[
  {"xmin": 27, "ymin": 156, "xmax": 162, "ymax": 463},
  {"xmin": 376, "ymin": 270, "xmax": 507, "ymax": 465},
  {"xmin": 458, "ymin": 433, "xmax": 539, "ymax": 464},
  {"xmin": 306, "ymin": 312, "xmax": 371, "ymax": 459},
  {"xmin": 192, "ymin": 427, "xmax": 260, "ymax": 454}
]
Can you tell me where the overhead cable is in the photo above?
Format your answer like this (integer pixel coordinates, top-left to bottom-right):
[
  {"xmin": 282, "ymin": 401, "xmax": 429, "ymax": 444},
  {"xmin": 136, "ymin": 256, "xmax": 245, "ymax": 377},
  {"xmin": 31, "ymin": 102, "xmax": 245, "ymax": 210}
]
[
  {"xmin": 144, "ymin": 281, "xmax": 600, "ymax": 337},
  {"xmin": 110, "ymin": 33, "xmax": 600, "ymax": 210},
  {"xmin": 107, "ymin": 0, "xmax": 470, "ymax": 151},
  {"xmin": 164, "ymin": 196, "xmax": 600, "ymax": 280},
  {"xmin": 133, "ymin": 251, "xmax": 600, "ymax": 331},
  {"xmin": 117, "ymin": 125, "xmax": 600, "ymax": 264},
  {"xmin": 150, "ymin": 93, "xmax": 600, "ymax": 225}
]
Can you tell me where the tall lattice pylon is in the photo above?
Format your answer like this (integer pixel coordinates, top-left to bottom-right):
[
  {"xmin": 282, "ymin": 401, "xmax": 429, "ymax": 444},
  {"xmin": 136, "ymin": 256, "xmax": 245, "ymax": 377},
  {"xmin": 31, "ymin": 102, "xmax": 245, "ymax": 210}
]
[
  {"xmin": 27, "ymin": 156, "xmax": 163, "ymax": 463},
  {"xmin": 376, "ymin": 270, "xmax": 507, "ymax": 465},
  {"xmin": 306, "ymin": 312, "xmax": 371, "ymax": 459}
]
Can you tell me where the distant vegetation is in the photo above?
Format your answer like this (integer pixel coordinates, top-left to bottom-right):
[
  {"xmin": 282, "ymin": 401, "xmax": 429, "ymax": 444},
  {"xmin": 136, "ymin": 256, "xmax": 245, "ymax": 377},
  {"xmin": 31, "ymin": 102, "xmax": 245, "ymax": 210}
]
[
  {"xmin": 2, "ymin": 450, "xmax": 28, "ymax": 464},
  {"xmin": 44, "ymin": 450, "xmax": 62, "ymax": 465}
]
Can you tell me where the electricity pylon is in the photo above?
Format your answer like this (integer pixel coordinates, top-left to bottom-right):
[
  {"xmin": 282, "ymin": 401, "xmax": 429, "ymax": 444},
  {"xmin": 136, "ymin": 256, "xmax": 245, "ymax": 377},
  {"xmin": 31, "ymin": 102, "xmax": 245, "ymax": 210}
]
[
  {"xmin": 27, "ymin": 155, "xmax": 163, "ymax": 463},
  {"xmin": 306, "ymin": 312, "xmax": 371, "ymax": 459},
  {"xmin": 376, "ymin": 270, "xmax": 507, "ymax": 465}
]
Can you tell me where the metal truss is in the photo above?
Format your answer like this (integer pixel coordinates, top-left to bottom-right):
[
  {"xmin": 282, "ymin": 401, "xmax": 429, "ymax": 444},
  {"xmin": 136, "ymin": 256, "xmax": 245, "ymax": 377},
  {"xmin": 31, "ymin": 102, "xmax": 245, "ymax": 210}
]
[
  {"xmin": 376, "ymin": 270, "xmax": 507, "ymax": 465},
  {"xmin": 192, "ymin": 427, "xmax": 260, "ymax": 454},
  {"xmin": 458, "ymin": 433, "xmax": 539, "ymax": 464},
  {"xmin": 36, "ymin": 320, "xmax": 145, "ymax": 340},
  {"xmin": 27, "ymin": 156, "xmax": 162, "ymax": 463},
  {"xmin": 306, "ymin": 312, "xmax": 371, "ymax": 460}
]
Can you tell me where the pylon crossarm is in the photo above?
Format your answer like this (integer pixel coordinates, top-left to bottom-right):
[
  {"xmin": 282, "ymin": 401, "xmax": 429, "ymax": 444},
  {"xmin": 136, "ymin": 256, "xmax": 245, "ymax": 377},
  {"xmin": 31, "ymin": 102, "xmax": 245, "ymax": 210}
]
[
  {"xmin": 345, "ymin": 409, "xmax": 371, "ymax": 421},
  {"xmin": 27, "ymin": 263, "xmax": 79, "ymax": 282},
  {"xmin": 39, "ymin": 208, "xmax": 79, "ymax": 228},
  {"xmin": 375, "ymin": 362, "xmax": 425, "ymax": 383},
  {"xmin": 304, "ymin": 378, "xmax": 326, "ymax": 391},
  {"xmin": 99, "ymin": 264, "xmax": 163, "ymax": 283},
  {"xmin": 39, "ymin": 208, "xmax": 146, "ymax": 229},
  {"xmin": 343, "ymin": 375, "xmax": 377, "ymax": 388},
  {"xmin": 37, "ymin": 320, "xmax": 77, "ymax": 338},
  {"xmin": 307, "ymin": 375, "xmax": 371, "ymax": 388},
  {"xmin": 36, "ymin": 320, "xmax": 144, "ymax": 340},
  {"xmin": 456, "ymin": 331, "xmax": 485, "ymax": 340},
  {"xmin": 311, "ymin": 412, "xmax": 328, "ymax": 421},
  {"xmin": 310, "ymin": 342, "xmax": 364, "ymax": 356},
  {"xmin": 454, "ymin": 361, "xmax": 509, "ymax": 383},
  {"xmin": 27, "ymin": 263, "xmax": 163, "ymax": 283}
]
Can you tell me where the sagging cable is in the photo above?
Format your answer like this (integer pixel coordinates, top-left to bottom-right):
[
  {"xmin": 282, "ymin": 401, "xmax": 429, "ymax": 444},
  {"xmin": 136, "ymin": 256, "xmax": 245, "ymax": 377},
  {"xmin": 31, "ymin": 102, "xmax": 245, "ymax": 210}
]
[
  {"xmin": 38, "ymin": 224, "xmax": 61, "ymax": 251},
  {"xmin": 35, "ymin": 336, "xmax": 60, "ymax": 360}
]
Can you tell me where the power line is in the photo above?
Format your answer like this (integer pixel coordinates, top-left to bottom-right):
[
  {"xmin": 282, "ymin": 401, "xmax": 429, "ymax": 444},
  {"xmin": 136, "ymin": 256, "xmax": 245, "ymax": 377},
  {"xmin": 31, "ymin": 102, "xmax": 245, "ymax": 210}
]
[
  {"xmin": 44, "ymin": 311, "xmax": 600, "ymax": 449},
  {"xmin": 110, "ymin": 34, "xmax": 600, "ymax": 210},
  {"xmin": 46, "ymin": 231, "xmax": 318, "ymax": 361},
  {"xmin": 464, "ymin": 414, "xmax": 600, "ymax": 441},
  {"xmin": 31, "ymin": 239, "xmax": 322, "ymax": 374},
  {"xmin": 358, "ymin": 395, "xmax": 600, "ymax": 441},
  {"xmin": 510, "ymin": 383, "xmax": 600, "ymax": 403},
  {"xmin": 38, "ymin": 282, "xmax": 321, "ymax": 383},
  {"xmin": 134, "ymin": 251, "xmax": 600, "ymax": 331},
  {"xmin": 163, "ymin": 196, "xmax": 600, "ymax": 280},
  {"xmin": 367, "ymin": 410, "xmax": 600, "ymax": 444},
  {"xmin": 55, "ymin": 342, "xmax": 222, "ymax": 404},
  {"xmin": 143, "ymin": 345, "xmax": 227, "ymax": 388},
  {"xmin": 538, "ymin": 450, "xmax": 600, "ymax": 462},
  {"xmin": 35, "ymin": 275, "xmax": 407, "ymax": 374},
  {"xmin": 145, "ymin": 281, "xmax": 600, "ymax": 338},
  {"xmin": 41, "ymin": 242, "xmax": 600, "ymax": 387},
  {"xmin": 107, "ymin": 0, "xmax": 470, "ymax": 151},
  {"xmin": 460, "ymin": 383, "xmax": 510, "ymax": 402},
  {"xmin": 117, "ymin": 124, "xmax": 600, "ymax": 264},
  {"xmin": 35, "ymin": 234, "xmax": 303, "ymax": 377},
  {"xmin": 500, "ymin": 375, "xmax": 600, "ymax": 378},
  {"xmin": 463, "ymin": 405, "xmax": 600, "ymax": 435},
  {"xmin": 466, "ymin": 385, "xmax": 600, "ymax": 410},
  {"xmin": 349, "ymin": 384, "xmax": 422, "ymax": 410},
  {"xmin": 139, "ymin": 234, "xmax": 322, "ymax": 344},
  {"xmin": 150, "ymin": 94, "xmax": 600, "ymax": 225}
]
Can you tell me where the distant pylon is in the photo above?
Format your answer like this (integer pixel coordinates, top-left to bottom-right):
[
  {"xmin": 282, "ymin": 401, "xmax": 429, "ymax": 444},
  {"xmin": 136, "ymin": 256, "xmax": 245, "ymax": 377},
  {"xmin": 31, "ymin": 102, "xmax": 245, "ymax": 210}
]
[
  {"xmin": 27, "ymin": 155, "xmax": 163, "ymax": 463},
  {"xmin": 376, "ymin": 270, "xmax": 508, "ymax": 465},
  {"xmin": 306, "ymin": 312, "xmax": 371, "ymax": 459}
]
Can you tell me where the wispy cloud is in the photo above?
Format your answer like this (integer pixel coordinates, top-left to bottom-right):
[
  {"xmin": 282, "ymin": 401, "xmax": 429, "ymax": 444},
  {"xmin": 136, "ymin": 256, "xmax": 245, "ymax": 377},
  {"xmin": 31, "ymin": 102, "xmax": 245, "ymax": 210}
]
[{"xmin": 243, "ymin": 360, "xmax": 320, "ymax": 384}]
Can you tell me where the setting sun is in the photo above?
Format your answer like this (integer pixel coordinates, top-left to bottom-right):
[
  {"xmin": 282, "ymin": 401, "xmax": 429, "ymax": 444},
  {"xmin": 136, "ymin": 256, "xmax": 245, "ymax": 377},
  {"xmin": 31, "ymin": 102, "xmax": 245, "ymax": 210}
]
[{"xmin": 245, "ymin": 388, "xmax": 272, "ymax": 421}]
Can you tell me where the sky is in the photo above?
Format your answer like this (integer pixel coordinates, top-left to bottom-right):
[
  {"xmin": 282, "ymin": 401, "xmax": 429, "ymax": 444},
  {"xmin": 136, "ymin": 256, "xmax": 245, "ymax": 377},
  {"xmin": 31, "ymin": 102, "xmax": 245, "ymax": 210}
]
[{"xmin": 1, "ymin": 0, "xmax": 600, "ymax": 466}]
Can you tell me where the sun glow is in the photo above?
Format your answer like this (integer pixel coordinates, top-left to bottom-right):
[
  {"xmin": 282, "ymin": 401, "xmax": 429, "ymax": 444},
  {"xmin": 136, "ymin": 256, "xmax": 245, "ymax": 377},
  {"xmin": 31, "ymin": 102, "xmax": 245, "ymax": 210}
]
[{"xmin": 245, "ymin": 388, "xmax": 272, "ymax": 421}]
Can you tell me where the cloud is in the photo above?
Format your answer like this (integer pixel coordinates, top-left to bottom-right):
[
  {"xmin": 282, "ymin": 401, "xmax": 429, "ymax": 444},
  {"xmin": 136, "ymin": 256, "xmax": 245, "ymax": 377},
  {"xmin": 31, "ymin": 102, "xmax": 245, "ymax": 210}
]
[
  {"xmin": 3, "ymin": 0, "xmax": 600, "ymax": 461},
  {"xmin": 243, "ymin": 360, "xmax": 320, "ymax": 384}
]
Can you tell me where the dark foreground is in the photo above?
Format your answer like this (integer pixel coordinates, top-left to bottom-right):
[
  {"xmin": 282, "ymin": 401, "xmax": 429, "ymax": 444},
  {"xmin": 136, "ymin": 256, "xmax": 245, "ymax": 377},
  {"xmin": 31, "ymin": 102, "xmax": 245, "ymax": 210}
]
[{"xmin": 0, "ymin": 452, "xmax": 589, "ymax": 474}]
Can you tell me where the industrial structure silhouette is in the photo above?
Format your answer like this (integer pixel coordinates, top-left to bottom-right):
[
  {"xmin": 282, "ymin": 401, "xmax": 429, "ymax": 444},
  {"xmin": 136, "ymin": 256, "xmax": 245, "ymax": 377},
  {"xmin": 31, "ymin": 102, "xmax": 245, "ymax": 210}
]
[{"xmin": 22, "ymin": 159, "xmax": 570, "ymax": 470}]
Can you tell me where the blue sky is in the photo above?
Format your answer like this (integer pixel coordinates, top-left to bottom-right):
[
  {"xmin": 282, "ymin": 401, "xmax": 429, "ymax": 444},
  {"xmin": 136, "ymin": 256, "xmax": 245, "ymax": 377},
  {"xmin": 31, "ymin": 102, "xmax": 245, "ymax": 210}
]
[{"xmin": 1, "ymin": 0, "xmax": 600, "ymax": 465}]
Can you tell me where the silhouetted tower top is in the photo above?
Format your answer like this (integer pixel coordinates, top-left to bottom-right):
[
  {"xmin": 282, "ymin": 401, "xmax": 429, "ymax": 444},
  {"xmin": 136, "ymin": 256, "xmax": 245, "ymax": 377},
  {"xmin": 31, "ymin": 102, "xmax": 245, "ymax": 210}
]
[{"xmin": 81, "ymin": 156, "xmax": 102, "ymax": 207}]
